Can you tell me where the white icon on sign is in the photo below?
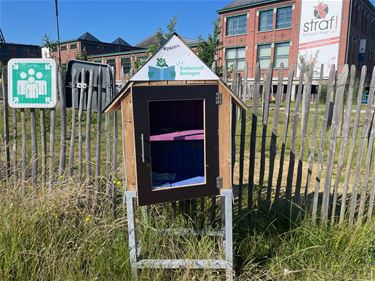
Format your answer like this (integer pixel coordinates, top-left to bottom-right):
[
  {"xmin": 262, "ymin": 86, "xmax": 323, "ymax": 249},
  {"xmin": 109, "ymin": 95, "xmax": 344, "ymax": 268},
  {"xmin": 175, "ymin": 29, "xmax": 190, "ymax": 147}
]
[{"xmin": 17, "ymin": 68, "xmax": 47, "ymax": 98}]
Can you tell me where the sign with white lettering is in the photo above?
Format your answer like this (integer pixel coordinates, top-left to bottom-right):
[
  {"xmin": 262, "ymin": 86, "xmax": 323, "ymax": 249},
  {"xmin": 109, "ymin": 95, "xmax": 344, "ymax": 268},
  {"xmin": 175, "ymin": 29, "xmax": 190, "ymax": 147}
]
[
  {"xmin": 298, "ymin": 0, "xmax": 343, "ymax": 77},
  {"xmin": 7, "ymin": 58, "xmax": 57, "ymax": 108},
  {"xmin": 131, "ymin": 34, "xmax": 219, "ymax": 81}
]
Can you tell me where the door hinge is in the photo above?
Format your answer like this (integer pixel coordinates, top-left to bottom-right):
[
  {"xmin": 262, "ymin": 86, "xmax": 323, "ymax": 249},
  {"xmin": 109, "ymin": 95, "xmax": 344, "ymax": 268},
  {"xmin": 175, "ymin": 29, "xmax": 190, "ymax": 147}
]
[
  {"xmin": 216, "ymin": 176, "xmax": 223, "ymax": 189},
  {"xmin": 215, "ymin": 92, "xmax": 222, "ymax": 105}
]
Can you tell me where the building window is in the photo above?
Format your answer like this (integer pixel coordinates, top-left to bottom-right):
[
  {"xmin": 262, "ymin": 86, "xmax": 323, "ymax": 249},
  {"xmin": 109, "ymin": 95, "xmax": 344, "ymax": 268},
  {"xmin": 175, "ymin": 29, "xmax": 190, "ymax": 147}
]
[
  {"xmin": 225, "ymin": 47, "xmax": 246, "ymax": 72},
  {"xmin": 259, "ymin": 10, "xmax": 273, "ymax": 31},
  {"xmin": 70, "ymin": 43, "xmax": 77, "ymax": 50},
  {"xmin": 276, "ymin": 6, "xmax": 292, "ymax": 29},
  {"xmin": 257, "ymin": 44, "xmax": 272, "ymax": 69},
  {"xmin": 93, "ymin": 59, "xmax": 102, "ymax": 63},
  {"xmin": 121, "ymin": 58, "xmax": 131, "ymax": 74},
  {"xmin": 226, "ymin": 14, "xmax": 247, "ymax": 36},
  {"xmin": 60, "ymin": 45, "xmax": 67, "ymax": 51},
  {"xmin": 274, "ymin": 42, "xmax": 290, "ymax": 68},
  {"xmin": 107, "ymin": 59, "xmax": 116, "ymax": 72}
]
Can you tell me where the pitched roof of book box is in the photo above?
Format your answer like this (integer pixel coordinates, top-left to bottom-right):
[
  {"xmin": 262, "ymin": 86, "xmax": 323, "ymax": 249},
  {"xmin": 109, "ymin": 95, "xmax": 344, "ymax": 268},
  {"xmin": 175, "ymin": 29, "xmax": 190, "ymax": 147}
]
[{"xmin": 104, "ymin": 33, "xmax": 247, "ymax": 112}]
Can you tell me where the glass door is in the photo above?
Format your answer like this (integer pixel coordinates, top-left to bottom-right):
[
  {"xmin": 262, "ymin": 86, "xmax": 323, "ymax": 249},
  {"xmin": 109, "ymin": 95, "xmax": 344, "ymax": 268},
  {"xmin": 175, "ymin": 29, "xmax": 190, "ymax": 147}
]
[{"xmin": 133, "ymin": 85, "xmax": 219, "ymax": 206}]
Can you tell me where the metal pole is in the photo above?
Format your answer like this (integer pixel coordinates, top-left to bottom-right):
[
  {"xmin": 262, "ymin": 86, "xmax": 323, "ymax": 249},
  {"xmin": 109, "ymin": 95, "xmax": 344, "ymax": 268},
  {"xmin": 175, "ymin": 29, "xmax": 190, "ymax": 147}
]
[{"xmin": 54, "ymin": 0, "xmax": 62, "ymax": 66}]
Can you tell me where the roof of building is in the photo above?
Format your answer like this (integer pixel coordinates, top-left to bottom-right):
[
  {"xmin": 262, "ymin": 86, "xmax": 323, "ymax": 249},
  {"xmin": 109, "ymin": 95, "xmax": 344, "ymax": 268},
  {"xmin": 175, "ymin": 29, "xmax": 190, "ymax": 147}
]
[
  {"xmin": 112, "ymin": 37, "xmax": 131, "ymax": 46},
  {"xmin": 78, "ymin": 32, "xmax": 100, "ymax": 42},
  {"xmin": 218, "ymin": 0, "xmax": 279, "ymax": 13},
  {"xmin": 136, "ymin": 33, "xmax": 168, "ymax": 48}
]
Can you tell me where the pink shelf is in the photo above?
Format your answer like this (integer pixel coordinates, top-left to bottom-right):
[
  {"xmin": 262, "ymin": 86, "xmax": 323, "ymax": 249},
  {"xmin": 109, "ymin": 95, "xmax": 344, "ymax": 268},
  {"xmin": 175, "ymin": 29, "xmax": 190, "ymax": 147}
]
[{"xmin": 150, "ymin": 129, "xmax": 204, "ymax": 141}]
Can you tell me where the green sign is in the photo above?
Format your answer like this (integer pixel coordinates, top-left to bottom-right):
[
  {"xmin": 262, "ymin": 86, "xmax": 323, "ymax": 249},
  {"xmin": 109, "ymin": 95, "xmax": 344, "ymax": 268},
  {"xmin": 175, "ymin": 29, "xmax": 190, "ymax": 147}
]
[{"xmin": 7, "ymin": 58, "xmax": 57, "ymax": 108}]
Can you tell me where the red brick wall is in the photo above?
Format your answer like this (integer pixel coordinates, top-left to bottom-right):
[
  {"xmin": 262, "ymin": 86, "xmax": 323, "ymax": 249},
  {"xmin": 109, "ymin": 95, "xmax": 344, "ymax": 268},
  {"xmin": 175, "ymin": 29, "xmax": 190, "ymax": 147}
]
[{"xmin": 219, "ymin": 0, "xmax": 300, "ymax": 79}]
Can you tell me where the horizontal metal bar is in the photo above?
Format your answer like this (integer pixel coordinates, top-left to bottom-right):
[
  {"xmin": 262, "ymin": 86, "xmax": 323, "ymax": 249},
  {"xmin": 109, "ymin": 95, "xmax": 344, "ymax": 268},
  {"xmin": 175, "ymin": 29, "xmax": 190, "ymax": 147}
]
[
  {"xmin": 136, "ymin": 259, "xmax": 227, "ymax": 269},
  {"xmin": 157, "ymin": 228, "xmax": 224, "ymax": 237}
]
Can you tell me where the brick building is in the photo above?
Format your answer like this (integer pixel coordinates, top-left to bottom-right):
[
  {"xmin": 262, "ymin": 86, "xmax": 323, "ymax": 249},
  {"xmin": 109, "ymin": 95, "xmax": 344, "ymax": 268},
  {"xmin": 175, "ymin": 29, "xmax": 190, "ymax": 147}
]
[
  {"xmin": 50, "ymin": 32, "xmax": 141, "ymax": 67},
  {"xmin": 89, "ymin": 33, "xmax": 200, "ymax": 81},
  {"xmin": 0, "ymin": 42, "xmax": 41, "ymax": 65},
  {"xmin": 218, "ymin": 0, "xmax": 375, "ymax": 80}
]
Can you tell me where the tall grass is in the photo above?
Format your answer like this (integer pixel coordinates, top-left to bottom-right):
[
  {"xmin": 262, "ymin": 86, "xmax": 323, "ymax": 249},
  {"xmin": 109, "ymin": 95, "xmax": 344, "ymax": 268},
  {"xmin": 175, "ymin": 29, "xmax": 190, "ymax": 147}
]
[{"xmin": 0, "ymin": 182, "xmax": 374, "ymax": 280}]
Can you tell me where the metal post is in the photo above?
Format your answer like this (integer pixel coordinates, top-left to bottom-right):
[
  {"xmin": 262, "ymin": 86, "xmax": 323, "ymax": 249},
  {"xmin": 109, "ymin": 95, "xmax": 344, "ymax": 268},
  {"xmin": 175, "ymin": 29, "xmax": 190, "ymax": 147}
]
[
  {"xmin": 125, "ymin": 191, "xmax": 137, "ymax": 277},
  {"xmin": 222, "ymin": 189, "xmax": 233, "ymax": 281}
]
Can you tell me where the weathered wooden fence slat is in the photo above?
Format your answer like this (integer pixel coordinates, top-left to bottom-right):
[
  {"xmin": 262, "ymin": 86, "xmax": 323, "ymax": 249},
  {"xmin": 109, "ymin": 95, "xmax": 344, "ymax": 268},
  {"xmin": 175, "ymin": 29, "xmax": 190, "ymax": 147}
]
[
  {"xmin": 339, "ymin": 65, "xmax": 367, "ymax": 224},
  {"xmin": 30, "ymin": 108, "xmax": 38, "ymax": 187},
  {"xmin": 285, "ymin": 64, "xmax": 305, "ymax": 210},
  {"xmin": 320, "ymin": 65, "xmax": 348, "ymax": 225},
  {"xmin": 304, "ymin": 65, "xmax": 323, "ymax": 207},
  {"xmin": 12, "ymin": 108, "xmax": 17, "ymax": 188},
  {"xmin": 77, "ymin": 68, "xmax": 86, "ymax": 180},
  {"xmin": 248, "ymin": 63, "xmax": 261, "ymax": 210},
  {"xmin": 266, "ymin": 63, "xmax": 284, "ymax": 208},
  {"xmin": 21, "ymin": 109, "xmax": 26, "ymax": 185},
  {"xmin": 49, "ymin": 107, "xmax": 56, "ymax": 189},
  {"xmin": 85, "ymin": 70, "xmax": 94, "ymax": 180},
  {"xmin": 94, "ymin": 68, "xmax": 102, "ymax": 202},
  {"xmin": 349, "ymin": 66, "xmax": 375, "ymax": 225},
  {"xmin": 295, "ymin": 66, "xmax": 313, "ymax": 206},
  {"xmin": 40, "ymin": 109, "xmax": 46, "ymax": 187},
  {"xmin": 312, "ymin": 65, "xmax": 336, "ymax": 222},
  {"xmin": 274, "ymin": 66, "xmax": 294, "ymax": 205},
  {"xmin": 331, "ymin": 65, "xmax": 356, "ymax": 224},
  {"xmin": 58, "ymin": 67, "xmax": 67, "ymax": 175},
  {"xmin": 2, "ymin": 69, "xmax": 10, "ymax": 181},
  {"xmin": 258, "ymin": 63, "xmax": 273, "ymax": 207}
]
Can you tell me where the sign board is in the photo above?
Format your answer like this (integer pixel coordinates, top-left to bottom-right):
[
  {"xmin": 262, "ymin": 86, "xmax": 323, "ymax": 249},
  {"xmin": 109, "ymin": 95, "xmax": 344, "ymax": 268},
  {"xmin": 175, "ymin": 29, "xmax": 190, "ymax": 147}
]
[
  {"xmin": 7, "ymin": 58, "xmax": 57, "ymax": 108},
  {"xmin": 131, "ymin": 34, "xmax": 219, "ymax": 81},
  {"xmin": 298, "ymin": 0, "xmax": 343, "ymax": 78}
]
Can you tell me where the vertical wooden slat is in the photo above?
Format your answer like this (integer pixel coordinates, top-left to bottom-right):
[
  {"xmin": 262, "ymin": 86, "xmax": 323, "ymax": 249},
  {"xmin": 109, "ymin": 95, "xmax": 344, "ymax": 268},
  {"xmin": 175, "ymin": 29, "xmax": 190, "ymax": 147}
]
[
  {"xmin": 320, "ymin": 65, "xmax": 348, "ymax": 225},
  {"xmin": 68, "ymin": 69, "xmax": 77, "ymax": 176},
  {"xmin": 238, "ymin": 107, "xmax": 246, "ymax": 212},
  {"xmin": 2, "ymin": 69, "xmax": 10, "ymax": 181},
  {"xmin": 258, "ymin": 63, "xmax": 273, "ymax": 207},
  {"xmin": 12, "ymin": 108, "xmax": 17, "ymax": 188},
  {"xmin": 348, "ymin": 66, "xmax": 375, "ymax": 225},
  {"xmin": 357, "ymin": 108, "xmax": 375, "ymax": 225},
  {"xmin": 285, "ymin": 64, "xmax": 305, "ymax": 208},
  {"xmin": 367, "ymin": 164, "xmax": 375, "ymax": 222},
  {"xmin": 21, "ymin": 109, "xmax": 26, "ymax": 185},
  {"xmin": 266, "ymin": 64, "xmax": 284, "ymax": 208},
  {"xmin": 111, "ymin": 67, "xmax": 118, "ymax": 216},
  {"xmin": 304, "ymin": 65, "xmax": 323, "ymax": 207},
  {"xmin": 339, "ymin": 66, "xmax": 367, "ymax": 224},
  {"xmin": 94, "ymin": 68, "xmax": 102, "ymax": 202},
  {"xmin": 58, "ymin": 67, "xmax": 67, "ymax": 175},
  {"xmin": 85, "ymin": 70, "xmax": 94, "ymax": 179},
  {"xmin": 312, "ymin": 65, "xmax": 336, "ymax": 221},
  {"xmin": 274, "ymin": 66, "xmax": 294, "ymax": 204},
  {"xmin": 77, "ymin": 68, "xmax": 86, "ymax": 180},
  {"xmin": 248, "ymin": 63, "xmax": 261, "ymax": 210},
  {"xmin": 30, "ymin": 108, "xmax": 38, "ymax": 187},
  {"xmin": 49, "ymin": 107, "xmax": 56, "ymax": 189},
  {"xmin": 105, "ymin": 68, "xmax": 112, "ymax": 197},
  {"xmin": 40, "ymin": 109, "xmax": 46, "ymax": 187},
  {"xmin": 295, "ymin": 66, "xmax": 313, "ymax": 206},
  {"xmin": 331, "ymin": 65, "xmax": 355, "ymax": 223}
]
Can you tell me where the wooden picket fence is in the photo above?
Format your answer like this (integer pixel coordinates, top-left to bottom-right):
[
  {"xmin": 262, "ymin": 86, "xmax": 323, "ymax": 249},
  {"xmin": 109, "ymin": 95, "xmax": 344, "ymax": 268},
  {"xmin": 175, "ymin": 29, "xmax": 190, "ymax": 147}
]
[
  {"xmin": 1, "ymin": 62, "xmax": 375, "ymax": 226},
  {"xmin": 0, "ymin": 67, "xmax": 121, "ymax": 214}
]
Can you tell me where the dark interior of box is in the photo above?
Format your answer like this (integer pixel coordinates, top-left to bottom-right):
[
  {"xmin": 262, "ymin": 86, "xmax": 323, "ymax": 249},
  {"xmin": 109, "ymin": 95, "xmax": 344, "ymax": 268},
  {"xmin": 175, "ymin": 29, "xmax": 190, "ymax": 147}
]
[{"xmin": 149, "ymin": 99, "xmax": 205, "ymax": 189}]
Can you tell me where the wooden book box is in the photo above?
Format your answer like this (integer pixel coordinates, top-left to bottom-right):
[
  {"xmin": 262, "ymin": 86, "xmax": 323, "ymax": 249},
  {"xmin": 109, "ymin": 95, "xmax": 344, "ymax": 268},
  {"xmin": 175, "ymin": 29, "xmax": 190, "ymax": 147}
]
[{"xmin": 105, "ymin": 34, "xmax": 247, "ymax": 206}]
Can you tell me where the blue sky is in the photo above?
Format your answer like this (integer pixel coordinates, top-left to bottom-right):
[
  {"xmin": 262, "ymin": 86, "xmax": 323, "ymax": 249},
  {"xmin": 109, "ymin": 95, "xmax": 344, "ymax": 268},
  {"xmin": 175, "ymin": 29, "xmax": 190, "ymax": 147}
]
[
  {"xmin": 0, "ymin": 0, "xmax": 227, "ymax": 46},
  {"xmin": 1, "ymin": 0, "xmax": 375, "ymax": 47}
]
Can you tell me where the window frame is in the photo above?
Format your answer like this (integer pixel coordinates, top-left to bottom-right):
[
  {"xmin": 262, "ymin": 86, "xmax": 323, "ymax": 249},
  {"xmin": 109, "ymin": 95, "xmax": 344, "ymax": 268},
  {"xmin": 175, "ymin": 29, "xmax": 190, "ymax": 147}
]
[
  {"xmin": 121, "ymin": 57, "xmax": 131, "ymax": 74},
  {"xmin": 258, "ymin": 9, "xmax": 274, "ymax": 32},
  {"xmin": 275, "ymin": 6, "xmax": 292, "ymax": 30},
  {"xmin": 225, "ymin": 46, "xmax": 246, "ymax": 72},
  {"xmin": 273, "ymin": 42, "xmax": 290, "ymax": 69},
  {"xmin": 60, "ymin": 45, "xmax": 67, "ymax": 51},
  {"xmin": 70, "ymin": 43, "xmax": 77, "ymax": 50},
  {"xmin": 257, "ymin": 44, "xmax": 272, "ymax": 69},
  {"xmin": 226, "ymin": 14, "xmax": 247, "ymax": 36}
]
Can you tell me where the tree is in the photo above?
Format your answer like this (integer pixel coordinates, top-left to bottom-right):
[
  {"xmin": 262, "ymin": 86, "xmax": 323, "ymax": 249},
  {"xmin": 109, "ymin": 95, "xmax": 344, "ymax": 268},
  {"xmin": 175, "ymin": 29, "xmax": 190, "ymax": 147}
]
[
  {"xmin": 148, "ymin": 16, "xmax": 178, "ymax": 56},
  {"xmin": 196, "ymin": 18, "xmax": 222, "ymax": 75},
  {"xmin": 42, "ymin": 34, "xmax": 58, "ymax": 52}
]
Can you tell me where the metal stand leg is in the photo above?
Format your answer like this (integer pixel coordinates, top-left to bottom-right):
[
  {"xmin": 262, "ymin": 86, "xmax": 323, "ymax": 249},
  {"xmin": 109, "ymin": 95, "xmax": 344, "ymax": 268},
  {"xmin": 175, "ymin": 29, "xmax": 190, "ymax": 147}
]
[
  {"xmin": 222, "ymin": 189, "xmax": 233, "ymax": 281},
  {"xmin": 125, "ymin": 191, "xmax": 137, "ymax": 277},
  {"xmin": 124, "ymin": 189, "xmax": 234, "ymax": 280}
]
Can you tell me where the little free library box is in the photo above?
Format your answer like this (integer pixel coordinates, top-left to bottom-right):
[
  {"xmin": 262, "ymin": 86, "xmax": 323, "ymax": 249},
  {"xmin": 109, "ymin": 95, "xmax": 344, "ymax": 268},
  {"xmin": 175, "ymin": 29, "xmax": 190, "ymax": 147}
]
[{"xmin": 105, "ymin": 34, "xmax": 247, "ymax": 206}]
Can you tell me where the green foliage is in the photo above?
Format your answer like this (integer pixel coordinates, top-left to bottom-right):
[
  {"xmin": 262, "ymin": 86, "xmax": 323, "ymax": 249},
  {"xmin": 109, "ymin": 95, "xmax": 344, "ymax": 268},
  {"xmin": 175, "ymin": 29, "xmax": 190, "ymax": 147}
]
[
  {"xmin": 75, "ymin": 47, "xmax": 88, "ymax": 61},
  {"xmin": 42, "ymin": 34, "xmax": 57, "ymax": 51},
  {"xmin": 148, "ymin": 16, "xmax": 178, "ymax": 56},
  {"xmin": 196, "ymin": 18, "xmax": 222, "ymax": 76}
]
